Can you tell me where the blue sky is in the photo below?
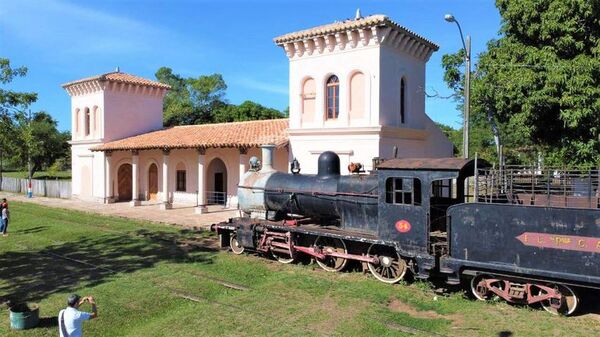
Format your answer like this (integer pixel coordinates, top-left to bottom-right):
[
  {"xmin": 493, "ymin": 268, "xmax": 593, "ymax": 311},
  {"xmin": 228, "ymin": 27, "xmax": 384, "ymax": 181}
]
[{"xmin": 0, "ymin": 0, "xmax": 501, "ymax": 132}]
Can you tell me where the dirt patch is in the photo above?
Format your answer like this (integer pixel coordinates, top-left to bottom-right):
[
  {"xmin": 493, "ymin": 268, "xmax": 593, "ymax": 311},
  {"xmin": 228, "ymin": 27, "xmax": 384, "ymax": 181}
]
[
  {"xmin": 388, "ymin": 298, "xmax": 445, "ymax": 320},
  {"xmin": 310, "ymin": 295, "xmax": 364, "ymax": 335},
  {"xmin": 388, "ymin": 298, "xmax": 465, "ymax": 328}
]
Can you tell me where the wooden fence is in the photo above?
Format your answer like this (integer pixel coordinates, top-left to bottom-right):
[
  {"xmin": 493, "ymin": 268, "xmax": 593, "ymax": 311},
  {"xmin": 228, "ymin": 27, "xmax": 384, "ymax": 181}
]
[{"xmin": 0, "ymin": 177, "xmax": 71, "ymax": 199}]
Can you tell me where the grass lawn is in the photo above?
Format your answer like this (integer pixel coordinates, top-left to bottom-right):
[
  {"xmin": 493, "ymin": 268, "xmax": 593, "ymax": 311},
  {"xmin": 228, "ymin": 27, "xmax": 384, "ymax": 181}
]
[
  {"xmin": 0, "ymin": 202, "xmax": 599, "ymax": 336},
  {"xmin": 1, "ymin": 171, "xmax": 71, "ymax": 180}
]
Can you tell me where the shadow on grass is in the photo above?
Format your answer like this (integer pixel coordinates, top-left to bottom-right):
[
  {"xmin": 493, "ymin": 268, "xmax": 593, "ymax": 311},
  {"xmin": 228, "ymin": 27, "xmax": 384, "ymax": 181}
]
[
  {"xmin": 11, "ymin": 226, "xmax": 49, "ymax": 235},
  {"xmin": 37, "ymin": 316, "xmax": 58, "ymax": 328},
  {"xmin": 0, "ymin": 229, "xmax": 216, "ymax": 304}
]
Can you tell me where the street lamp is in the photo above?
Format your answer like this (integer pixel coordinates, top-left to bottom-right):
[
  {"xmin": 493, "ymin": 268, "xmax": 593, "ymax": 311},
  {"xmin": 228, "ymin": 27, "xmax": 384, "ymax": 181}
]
[{"xmin": 445, "ymin": 14, "xmax": 471, "ymax": 159}]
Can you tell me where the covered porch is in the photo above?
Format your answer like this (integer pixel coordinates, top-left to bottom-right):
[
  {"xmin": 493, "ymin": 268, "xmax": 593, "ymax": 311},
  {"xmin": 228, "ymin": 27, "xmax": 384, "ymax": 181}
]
[{"xmin": 89, "ymin": 119, "xmax": 289, "ymax": 213}]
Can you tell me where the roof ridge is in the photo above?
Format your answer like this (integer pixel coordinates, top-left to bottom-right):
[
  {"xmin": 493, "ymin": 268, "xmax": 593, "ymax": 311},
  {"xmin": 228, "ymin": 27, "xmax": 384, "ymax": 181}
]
[
  {"xmin": 62, "ymin": 71, "xmax": 171, "ymax": 89},
  {"xmin": 172, "ymin": 118, "xmax": 289, "ymax": 128}
]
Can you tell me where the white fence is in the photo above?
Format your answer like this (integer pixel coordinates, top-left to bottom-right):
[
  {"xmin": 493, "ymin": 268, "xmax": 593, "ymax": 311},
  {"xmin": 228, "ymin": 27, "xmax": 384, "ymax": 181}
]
[{"xmin": 0, "ymin": 177, "xmax": 71, "ymax": 199}]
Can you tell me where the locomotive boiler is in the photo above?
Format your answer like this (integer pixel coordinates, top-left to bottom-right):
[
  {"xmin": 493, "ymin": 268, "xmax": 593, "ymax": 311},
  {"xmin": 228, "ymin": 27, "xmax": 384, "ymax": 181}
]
[{"xmin": 212, "ymin": 145, "xmax": 600, "ymax": 316}]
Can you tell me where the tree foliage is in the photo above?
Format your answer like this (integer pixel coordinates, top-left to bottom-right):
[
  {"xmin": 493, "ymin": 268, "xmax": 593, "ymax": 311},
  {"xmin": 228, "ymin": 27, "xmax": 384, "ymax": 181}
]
[
  {"xmin": 442, "ymin": 0, "xmax": 600, "ymax": 166},
  {"xmin": 11, "ymin": 111, "xmax": 70, "ymax": 176},
  {"xmin": 155, "ymin": 67, "xmax": 285, "ymax": 126},
  {"xmin": 0, "ymin": 58, "xmax": 70, "ymax": 177},
  {"xmin": 214, "ymin": 101, "xmax": 285, "ymax": 123},
  {"xmin": 0, "ymin": 58, "xmax": 37, "ymax": 116}
]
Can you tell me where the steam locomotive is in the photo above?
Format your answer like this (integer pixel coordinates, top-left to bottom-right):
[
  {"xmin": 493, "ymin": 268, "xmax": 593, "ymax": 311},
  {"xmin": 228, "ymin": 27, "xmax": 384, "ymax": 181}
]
[{"xmin": 211, "ymin": 146, "xmax": 600, "ymax": 316}]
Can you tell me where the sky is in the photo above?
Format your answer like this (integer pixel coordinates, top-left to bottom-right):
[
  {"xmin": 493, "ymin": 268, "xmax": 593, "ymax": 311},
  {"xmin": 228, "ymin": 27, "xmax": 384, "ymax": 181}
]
[{"xmin": 0, "ymin": 0, "xmax": 502, "ymax": 132}]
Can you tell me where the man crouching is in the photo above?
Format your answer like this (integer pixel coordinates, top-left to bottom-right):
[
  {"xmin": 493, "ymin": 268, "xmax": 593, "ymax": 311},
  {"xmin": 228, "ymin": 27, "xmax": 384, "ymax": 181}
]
[{"xmin": 59, "ymin": 294, "xmax": 98, "ymax": 337}]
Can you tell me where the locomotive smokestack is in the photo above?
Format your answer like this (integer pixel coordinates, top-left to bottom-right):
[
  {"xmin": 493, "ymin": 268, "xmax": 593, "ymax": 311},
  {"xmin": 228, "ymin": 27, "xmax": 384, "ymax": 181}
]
[{"xmin": 261, "ymin": 144, "xmax": 275, "ymax": 172}]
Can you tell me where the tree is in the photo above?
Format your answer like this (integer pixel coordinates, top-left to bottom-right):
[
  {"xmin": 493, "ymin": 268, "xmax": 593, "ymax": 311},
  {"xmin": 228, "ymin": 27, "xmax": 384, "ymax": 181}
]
[
  {"xmin": 156, "ymin": 67, "xmax": 286, "ymax": 126},
  {"xmin": 435, "ymin": 122, "xmax": 461, "ymax": 156},
  {"xmin": 12, "ymin": 111, "xmax": 70, "ymax": 177},
  {"xmin": 0, "ymin": 58, "xmax": 37, "ymax": 185},
  {"xmin": 0, "ymin": 58, "xmax": 37, "ymax": 116},
  {"xmin": 214, "ymin": 100, "xmax": 285, "ymax": 123},
  {"xmin": 442, "ymin": 0, "xmax": 600, "ymax": 167},
  {"xmin": 156, "ymin": 67, "xmax": 227, "ymax": 126}
]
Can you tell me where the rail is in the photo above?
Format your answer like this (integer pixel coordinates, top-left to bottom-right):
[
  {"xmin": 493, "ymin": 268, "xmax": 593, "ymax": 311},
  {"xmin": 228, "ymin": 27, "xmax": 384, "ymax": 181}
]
[
  {"xmin": 205, "ymin": 191, "xmax": 228, "ymax": 206},
  {"xmin": 476, "ymin": 166, "xmax": 600, "ymax": 209}
]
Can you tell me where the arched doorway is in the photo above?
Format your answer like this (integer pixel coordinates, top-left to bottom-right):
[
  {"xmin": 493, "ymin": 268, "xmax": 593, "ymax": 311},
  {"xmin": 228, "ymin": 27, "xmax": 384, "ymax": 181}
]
[
  {"xmin": 117, "ymin": 163, "xmax": 132, "ymax": 202},
  {"xmin": 148, "ymin": 163, "xmax": 158, "ymax": 201},
  {"xmin": 207, "ymin": 158, "xmax": 227, "ymax": 205}
]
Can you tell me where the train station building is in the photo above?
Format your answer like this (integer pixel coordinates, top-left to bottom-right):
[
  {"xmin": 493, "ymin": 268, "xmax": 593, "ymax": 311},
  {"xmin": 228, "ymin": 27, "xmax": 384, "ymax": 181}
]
[{"xmin": 65, "ymin": 13, "xmax": 453, "ymax": 211}]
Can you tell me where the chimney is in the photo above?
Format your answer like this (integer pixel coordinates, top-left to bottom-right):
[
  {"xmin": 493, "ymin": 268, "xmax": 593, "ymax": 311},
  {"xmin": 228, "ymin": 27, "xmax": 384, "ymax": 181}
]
[{"xmin": 261, "ymin": 144, "xmax": 276, "ymax": 172}]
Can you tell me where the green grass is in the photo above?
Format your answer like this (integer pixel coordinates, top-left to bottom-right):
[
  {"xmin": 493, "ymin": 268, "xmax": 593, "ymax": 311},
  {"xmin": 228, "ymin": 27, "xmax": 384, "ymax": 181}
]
[
  {"xmin": 1, "ymin": 171, "xmax": 71, "ymax": 180},
  {"xmin": 0, "ymin": 202, "xmax": 599, "ymax": 336}
]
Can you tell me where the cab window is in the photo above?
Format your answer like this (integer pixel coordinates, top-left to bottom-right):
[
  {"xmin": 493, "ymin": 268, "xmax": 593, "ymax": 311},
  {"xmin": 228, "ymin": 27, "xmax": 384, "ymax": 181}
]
[{"xmin": 385, "ymin": 177, "xmax": 421, "ymax": 206}]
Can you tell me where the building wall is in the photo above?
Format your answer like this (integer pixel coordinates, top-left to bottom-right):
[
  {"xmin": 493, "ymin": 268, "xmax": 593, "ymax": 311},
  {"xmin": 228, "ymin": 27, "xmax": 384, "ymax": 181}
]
[
  {"xmin": 378, "ymin": 44, "xmax": 426, "ymax": 129},
  {"xmin": 103, "ymin": 84, "xmax": 164, "ymax": 142}
]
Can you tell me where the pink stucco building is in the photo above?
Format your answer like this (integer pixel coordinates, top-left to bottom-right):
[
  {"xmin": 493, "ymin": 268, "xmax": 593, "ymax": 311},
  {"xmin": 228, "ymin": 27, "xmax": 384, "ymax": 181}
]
[{"xmin": 65, "ymin": 13, "xmax": 453, "ymax": 212}]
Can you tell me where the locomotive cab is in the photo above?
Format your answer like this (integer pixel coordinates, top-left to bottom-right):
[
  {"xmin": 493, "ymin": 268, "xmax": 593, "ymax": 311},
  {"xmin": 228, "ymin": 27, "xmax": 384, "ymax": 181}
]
[{"xmin": 376, "ymin": 158, "xmax": 487, "ymax": 268}]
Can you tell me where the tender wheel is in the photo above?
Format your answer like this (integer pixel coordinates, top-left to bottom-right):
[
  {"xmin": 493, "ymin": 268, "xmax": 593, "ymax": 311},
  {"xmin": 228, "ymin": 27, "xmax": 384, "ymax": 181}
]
[
  {"xmin": 470, "ymin": 274, "xmax": 504, "ymax": 300},
  {"xmin": 314, "ymin": 236, "xmax": 347, "ymax": 272},
  {"xmin": 230, "ymin": 233, "xmax": 245, "ymax": 255},
  {"xmin": 367, "ymin": 244, "xmax": 407, "ymax": 284},
  {"xmin": 270, "ymin": 234, "xmax": 296, "ymax": 264},
  {"xmin": 541, "ymin": 284, "xmax": 579, "ymax": 316}
]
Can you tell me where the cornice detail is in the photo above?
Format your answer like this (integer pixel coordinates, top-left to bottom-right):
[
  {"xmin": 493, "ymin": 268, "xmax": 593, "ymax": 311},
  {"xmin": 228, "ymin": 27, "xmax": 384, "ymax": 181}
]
[
  {"xmin": 64, "ymin": 80, "xmax": 168, "ymax": 98},
  {"xmin": 278, "ymin": 25, "xmax": 436, "ymax": 62}
]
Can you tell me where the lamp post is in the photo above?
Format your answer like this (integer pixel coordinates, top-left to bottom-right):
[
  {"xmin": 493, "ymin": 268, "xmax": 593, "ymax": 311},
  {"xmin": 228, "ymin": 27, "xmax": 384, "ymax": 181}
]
[{"xmin": 445, "ymin": 14, "xmax": 471, "ymax": 159}]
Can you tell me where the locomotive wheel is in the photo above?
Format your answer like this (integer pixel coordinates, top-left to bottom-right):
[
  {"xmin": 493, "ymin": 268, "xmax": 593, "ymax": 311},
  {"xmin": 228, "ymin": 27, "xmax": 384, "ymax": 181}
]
[
  {"xmin": 230, "ymin": 233, "xmax": 245, "ymax": 255},
  {"xmin": 314, "ymin": 236, "xmax": 347, "ymax": 272},
  {"xmin": 367, "ymin": 244, "xmax": 407, "ymax": 284},
  {"xmin": 540, "ymin": 284, "xmax": 579, "ymax": 316},
  {"xmin": 470, "ymin": 274, "xmax": 503, "ymax": 301}
]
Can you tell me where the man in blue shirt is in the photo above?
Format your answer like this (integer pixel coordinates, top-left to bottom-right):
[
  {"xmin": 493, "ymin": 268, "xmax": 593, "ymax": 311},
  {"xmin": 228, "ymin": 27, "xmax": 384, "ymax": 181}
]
[{"xmin": 58, "ymin": 294, "xmax": 98, "ymax": 337}]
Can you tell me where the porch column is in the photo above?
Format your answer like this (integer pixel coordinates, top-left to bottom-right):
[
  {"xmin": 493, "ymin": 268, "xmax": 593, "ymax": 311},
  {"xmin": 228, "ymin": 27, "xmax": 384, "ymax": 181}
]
[
  {"xmin": 104, "ymin": 151, "xmax": 114, "ymax": 204},
  {"xmin": 231, "ymin": 147, "xmax": 249, "ymax": 209},
  {"xmin": 239, "ymin": 147, "xmax": 248, "ymax": 184},
  {"xmin": 195, "ymin": 148, "xmax": 208, "ymax": 214},
  {"xmin": 130, "ymin": 150, "xmax": 141, "ymax": 206},
  {"xmin": 160, "ymin": 148, "xmax": 172, "ymax": 210}
]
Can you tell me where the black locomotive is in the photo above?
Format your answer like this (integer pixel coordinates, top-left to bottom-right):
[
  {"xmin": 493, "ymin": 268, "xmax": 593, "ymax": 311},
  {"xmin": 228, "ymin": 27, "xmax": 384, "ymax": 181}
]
[{"xmin": 211, "ymin": 148, "xmax": 600, "ymax": 316}]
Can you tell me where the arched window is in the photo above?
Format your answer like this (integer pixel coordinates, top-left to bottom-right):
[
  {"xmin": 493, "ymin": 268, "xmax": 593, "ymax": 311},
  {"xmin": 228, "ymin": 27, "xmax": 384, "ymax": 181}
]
[
  {"xmin": 349, "ymin": 72, "xmax": 365, "ymax": 120},
  {"xmin": 75, "ymin": 108, "xmax": 80, "ymax": 136},
  {"xmin": 400, "ymin": 78, "xmax": 406, "ymax": 124},
  {"xmin": 326, "ymin": 75, "xmax": 339, "ymax": 120},
  {"xmin": 92, "ymin": 106, "xmax": 98, "ymax": 134},
  {"xmin": 84, "ymin": 107, "xmax": 90, "ymax": 136},
  {"xmin": 301, "ymin": 78, "xmax": 316, "ymax": 124}
]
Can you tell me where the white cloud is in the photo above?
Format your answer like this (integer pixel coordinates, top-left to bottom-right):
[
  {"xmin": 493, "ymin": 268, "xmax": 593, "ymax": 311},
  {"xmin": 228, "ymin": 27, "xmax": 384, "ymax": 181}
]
[{"xmin": 0, "ymin": 0, "xmax": 176, "ymax": 57}]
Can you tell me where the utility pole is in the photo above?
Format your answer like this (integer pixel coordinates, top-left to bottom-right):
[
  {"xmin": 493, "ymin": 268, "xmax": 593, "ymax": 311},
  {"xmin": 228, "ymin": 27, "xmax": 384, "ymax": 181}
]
[
  {"xmin": 27, "ymin": 109, "xmax": 32, "ymax": 198},
  {"xmin": 445, "ymin": 14, "xmax": 471, "ymax": 159}
]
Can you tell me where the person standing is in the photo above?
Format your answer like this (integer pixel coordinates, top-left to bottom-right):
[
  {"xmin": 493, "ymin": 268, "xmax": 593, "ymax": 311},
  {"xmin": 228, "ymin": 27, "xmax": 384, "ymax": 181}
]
[
  {"xmin": 1, "ymin": 199, "xmax": 8, "ymax": 237},
  {"xmin": 58, "ymin": 294, "xmax": 98, "ymax": 337}
]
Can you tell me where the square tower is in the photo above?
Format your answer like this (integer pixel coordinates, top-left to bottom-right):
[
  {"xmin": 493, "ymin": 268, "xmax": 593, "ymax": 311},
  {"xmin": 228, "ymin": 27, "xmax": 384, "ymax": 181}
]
[
  {"xmin": 62, "ymin": 71, "xmax": 170, "ymax": 201},
  {"xmin": 275, "ymin": 13, "xmax": 453, "ymax": 173}
]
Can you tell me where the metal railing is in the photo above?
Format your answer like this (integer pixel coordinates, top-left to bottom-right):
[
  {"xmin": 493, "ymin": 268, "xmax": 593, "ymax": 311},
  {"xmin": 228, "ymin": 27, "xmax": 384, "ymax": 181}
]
[
  {"xmin": 476, "ymin": 166, "xmax": 600, "ymax": 209},
  {"xmin": 205, "ymin": 191, "xmax": 228, "ymax": 206}
]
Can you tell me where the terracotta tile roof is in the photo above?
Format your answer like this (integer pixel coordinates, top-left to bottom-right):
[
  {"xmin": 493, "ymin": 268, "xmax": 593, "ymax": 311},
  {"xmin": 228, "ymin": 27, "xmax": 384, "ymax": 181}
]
[
  {"xmin": 91, "ymin": 119, "xmax": 289, "ymax": 152},
  {"xmin": 274, "ymin": 14, "xmax": 438, "ymax": 50},
  {"xmin": 62, "ymin": 71, "xmax": 171, "ymax": 90}
]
